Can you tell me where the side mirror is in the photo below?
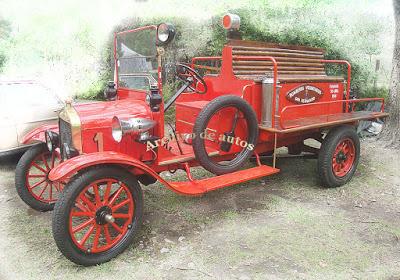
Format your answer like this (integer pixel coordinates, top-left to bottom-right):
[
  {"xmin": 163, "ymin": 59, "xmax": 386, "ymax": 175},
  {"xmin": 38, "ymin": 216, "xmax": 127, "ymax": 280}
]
[{"xmin": 104, "ymin": 81, "xmax": 117, "ymax": 100}]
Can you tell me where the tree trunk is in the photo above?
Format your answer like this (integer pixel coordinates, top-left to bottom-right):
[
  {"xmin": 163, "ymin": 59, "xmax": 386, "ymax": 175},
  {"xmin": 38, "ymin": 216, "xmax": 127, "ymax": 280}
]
[{"xmin": 380, "ymin": 0, "xmax": 400, "ymax": 147}]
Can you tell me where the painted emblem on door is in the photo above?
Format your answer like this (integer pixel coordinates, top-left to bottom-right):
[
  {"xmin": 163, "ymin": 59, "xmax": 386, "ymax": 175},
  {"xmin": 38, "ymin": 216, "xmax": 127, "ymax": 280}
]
[{"xmin": 286, "ymin": 84, "xmax": 323, "ymax": 104}]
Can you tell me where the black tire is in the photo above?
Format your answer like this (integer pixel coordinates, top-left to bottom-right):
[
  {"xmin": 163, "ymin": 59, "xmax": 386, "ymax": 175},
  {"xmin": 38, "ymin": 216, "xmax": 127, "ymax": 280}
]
[
  {"xmin": 192, "ymin": 95, "xmax": 259, "ymax": 175},
  {"xmin": 318, "ymin": 125, "xmax": 360, "ymax": 188},
  {"xmin": 15, "ymin": 143, "xmax": 59, "ymax": 211},
  {"xmin": 52, "ymin": 166, "xmax": 143, "ymax": 266}
]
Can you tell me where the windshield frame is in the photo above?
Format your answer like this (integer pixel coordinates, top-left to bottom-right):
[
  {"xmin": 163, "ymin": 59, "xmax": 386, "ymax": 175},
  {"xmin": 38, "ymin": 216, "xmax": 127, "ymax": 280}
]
[{"xmin": 114, "ymin": 25, "xmax": 160, "ymax": 94}]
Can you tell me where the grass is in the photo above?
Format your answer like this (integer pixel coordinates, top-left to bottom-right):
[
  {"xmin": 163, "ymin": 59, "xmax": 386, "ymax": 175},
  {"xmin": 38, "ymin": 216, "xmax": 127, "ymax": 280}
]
[{"xmin": 0, "ymin": 140, "xmax": 400, "ymax": 279}]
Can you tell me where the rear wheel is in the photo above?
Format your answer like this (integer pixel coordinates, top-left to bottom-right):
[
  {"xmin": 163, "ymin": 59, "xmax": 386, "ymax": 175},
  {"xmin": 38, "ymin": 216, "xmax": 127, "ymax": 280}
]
[
  {"xmin": 15, "ymin": 143, "xmax": 62, "ymax": 211},
  {"xmin": 318, "ymin": 125, "xmax": 360, "ymax": 188},
  {"xmin": 52, "ymin": 166, "xmax": 143, "ymax": 266}
]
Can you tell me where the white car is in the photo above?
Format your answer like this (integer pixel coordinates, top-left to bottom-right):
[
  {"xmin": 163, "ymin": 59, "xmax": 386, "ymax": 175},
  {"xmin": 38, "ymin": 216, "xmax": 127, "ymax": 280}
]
[{"xmin": 0, "ymin": 80, "xmax": 63, "ymax": 155}]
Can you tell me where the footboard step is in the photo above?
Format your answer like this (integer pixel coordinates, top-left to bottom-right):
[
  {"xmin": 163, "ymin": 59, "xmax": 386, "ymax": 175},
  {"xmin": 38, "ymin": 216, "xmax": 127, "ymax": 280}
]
[{"xmin": 167, "ymin": 165, "xmax": 280, "ymax": 195}]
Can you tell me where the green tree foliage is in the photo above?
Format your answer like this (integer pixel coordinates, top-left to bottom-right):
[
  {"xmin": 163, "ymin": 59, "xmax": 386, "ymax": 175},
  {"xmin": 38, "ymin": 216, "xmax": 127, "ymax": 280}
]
[
  {"xmin": 0, "ymin": 16, "xmax": 11, "ymax": 72},
  {"xmin": 87, "ymin": 1, "xmax": 389, "ymax": 100}
]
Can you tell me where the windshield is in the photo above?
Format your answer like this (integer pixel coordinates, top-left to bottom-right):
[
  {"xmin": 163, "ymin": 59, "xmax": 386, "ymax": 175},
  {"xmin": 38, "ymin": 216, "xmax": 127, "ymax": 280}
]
[{"xmin": 116, "ymin": 27, "xmax": 158, "ymax": 91}]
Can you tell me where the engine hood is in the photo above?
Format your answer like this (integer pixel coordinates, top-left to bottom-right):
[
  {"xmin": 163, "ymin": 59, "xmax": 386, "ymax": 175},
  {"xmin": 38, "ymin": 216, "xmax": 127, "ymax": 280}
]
[{"xmin": 73, "ymin": 99, "xmax": 152, "ymax": 129}]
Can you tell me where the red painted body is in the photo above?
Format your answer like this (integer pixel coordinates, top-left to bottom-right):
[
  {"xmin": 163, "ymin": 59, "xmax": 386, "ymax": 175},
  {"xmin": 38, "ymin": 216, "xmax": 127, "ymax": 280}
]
[
  {"xmin": 22, "ymin": 124, "xmax": 59, "ymax": 144},
  {"xmin": 46, "ymin": 24, "xmax": 387, "ymax": 195}
]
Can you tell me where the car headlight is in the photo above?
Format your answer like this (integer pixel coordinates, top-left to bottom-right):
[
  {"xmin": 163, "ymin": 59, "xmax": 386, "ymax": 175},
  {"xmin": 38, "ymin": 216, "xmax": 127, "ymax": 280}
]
[
  {"xmin": 156, "ymin": 23, "xmax": 175, "ymax": 45},
  {"xmin": 45, "ymin": 130, "xmax": 59, "ymax": 152},
  {"xmin": 112, "ymin": 116, "xmax": 157, "ymax": 143}
]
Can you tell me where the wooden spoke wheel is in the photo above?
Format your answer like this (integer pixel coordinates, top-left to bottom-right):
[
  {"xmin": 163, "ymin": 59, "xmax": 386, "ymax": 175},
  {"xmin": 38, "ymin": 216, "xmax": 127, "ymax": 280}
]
[
  {"xmin": 52, "ymin": 167, "xmax": 143, "ymax": 266},
  {"xmin": 15, "ymin": 143, "xmax": 63, "ymax": 211},
  {"xmin": 318, "ymin": 125, "xmax": 360, "ymax": 188}
]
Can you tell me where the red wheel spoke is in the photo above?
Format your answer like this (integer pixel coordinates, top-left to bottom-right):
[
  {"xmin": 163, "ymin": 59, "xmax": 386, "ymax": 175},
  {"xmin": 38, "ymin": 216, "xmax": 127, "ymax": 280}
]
[
  {"xmin": 108, "ymin": 186, "xmax": 123, "ymax": 206},
  {"xmin": 30, "ymin": 178, "xmax": 47, "ymax": 190},
  {"xmin": 92, "ymin": 225, "xmax": 101, "ymax": 250},
  {"xmin": 41, "ymin": 154, "xmax": 51, "ymax": 171},
  {"xmin": 332, "ymin": 138, "xmax": 356, "ymax": 178},
  {"xmin": 38, "ymin": 182, "xmax": 49, "ymax": 199},
  {"xmin": 71, "ymin": 211, "xmax": 93, "ymax": 217},
  {"xmin": 69, "ymin": 178, "xmax": 134, "ymax": 254},
  {"xmin": 73, "ymin": 218, "xmax": 94, "ymax": 233},
  {"xmin": 104, "ymin": 181, "xmax": 112, "ymax": 204},
  {"xmin": 113, "ymin": 213, "xmax": 130, "ymax": 219},
  {"xmin": 51, "ymin": 152, "xmax": 56, "ymax": 168},
  {"xmin": 79, "ymin": 224, "xmax": 95, "ymax": 246},
  {"xmin": 32, "ymin": 162, "xmax": 47, "ymax": 174},
  {"xmin": 53, "ymin": 182, "xmax": 60, "ymax": 192},
  {"xmin": 75, "ymin": 200, "xmax": 90, "ymax": 212},
  {"xmin": 92, "ymin": 184, "xmax": 102, "ymax": 207},
  {"xmin": 110, "ymin": 222, "xmax": 124, "ymax": 234},
  {"xmin": 80, "ymin": 193, "xmax": 96, "ymax": 211},
  {"xmin": 112, "ymin": 199, "xmax": 130, "ymax": 212},
  {"xmin": 49, "ymin": 183, "xmax": 53, "ymax": 201},
  {"xmin": 104, "ymin": 224, "xmax": 112, "ymax": 244},
  {"xmin": 28, "ymin": 174, "xmax": 46, "ymax": 178}
]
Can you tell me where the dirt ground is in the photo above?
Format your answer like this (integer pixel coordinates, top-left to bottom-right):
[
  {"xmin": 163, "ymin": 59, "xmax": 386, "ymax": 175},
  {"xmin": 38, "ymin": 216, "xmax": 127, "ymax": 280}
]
[{"xmin": 0, "ymin": 138, "xmax": 399, "ymax": 280}]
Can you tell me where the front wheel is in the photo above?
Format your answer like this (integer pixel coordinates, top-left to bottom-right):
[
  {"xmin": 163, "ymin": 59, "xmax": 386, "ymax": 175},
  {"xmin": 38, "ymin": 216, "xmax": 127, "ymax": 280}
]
[
  {"xmin": 318, "ymin": 125, "xmax": 360, "ymax": 188},
  {"xmin": 52, "ymin": 166, "xmax": 143, "ymax": 266},
  {"xmin": 15, "ymin": 143, "xmax": 62, "ymax": 211}
]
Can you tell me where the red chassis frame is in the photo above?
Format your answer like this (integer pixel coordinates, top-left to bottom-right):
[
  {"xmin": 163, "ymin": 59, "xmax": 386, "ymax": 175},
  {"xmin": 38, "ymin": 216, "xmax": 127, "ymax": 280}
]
[{"xmin": 44, "ymin": 31, "xmax": 388, "ymax": 196}]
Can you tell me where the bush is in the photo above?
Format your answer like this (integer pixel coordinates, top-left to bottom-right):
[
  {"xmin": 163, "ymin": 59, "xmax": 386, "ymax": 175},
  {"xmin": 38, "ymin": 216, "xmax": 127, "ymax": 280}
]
[
  {"xmin": 0, "ymin": 17, "xmax": 11, "ymax": 72},
  {"xmin": 81, "ymin": 3, "xmax": 388, "ymax": 100}
]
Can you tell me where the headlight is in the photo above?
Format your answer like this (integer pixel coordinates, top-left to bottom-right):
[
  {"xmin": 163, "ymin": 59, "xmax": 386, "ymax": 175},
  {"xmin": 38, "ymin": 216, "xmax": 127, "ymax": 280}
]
[
  {"xmin": 112, "ymin": 116, "xmax": 157, "ymax": 143},
  {"xmin": 45, "ymin": 130, "xmax": 59, "ymax": 152},
  {"xmin": 156, "ymin": 23, "xmax": 175, "ymax": 45}
]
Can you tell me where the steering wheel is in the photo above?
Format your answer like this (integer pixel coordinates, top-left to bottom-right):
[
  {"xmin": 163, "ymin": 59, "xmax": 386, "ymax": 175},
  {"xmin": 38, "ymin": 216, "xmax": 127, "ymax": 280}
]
[{"xmin": 176, "ymin": 63, "xmax": 207, "ymax": 94}]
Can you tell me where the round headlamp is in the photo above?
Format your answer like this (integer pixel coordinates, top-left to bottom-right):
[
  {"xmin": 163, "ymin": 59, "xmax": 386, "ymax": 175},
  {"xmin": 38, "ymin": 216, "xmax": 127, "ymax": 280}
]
[
  {"xmin": 112, "ymin": 116, "xmax": 157, "ymax": 143},
  {"xmin": 156, "ymin": 23, "xmax": 175, "ymax": 45},
  {"xmin": 45, "ymin": 131, "xmax": 59, "ymax": 152}
]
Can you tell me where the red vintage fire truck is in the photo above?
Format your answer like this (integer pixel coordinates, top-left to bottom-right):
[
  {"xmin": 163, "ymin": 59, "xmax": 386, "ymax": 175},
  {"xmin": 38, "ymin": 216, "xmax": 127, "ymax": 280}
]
[{"xmin": 15, "ymin": 14, "xmax": 388, "ymax": 265}]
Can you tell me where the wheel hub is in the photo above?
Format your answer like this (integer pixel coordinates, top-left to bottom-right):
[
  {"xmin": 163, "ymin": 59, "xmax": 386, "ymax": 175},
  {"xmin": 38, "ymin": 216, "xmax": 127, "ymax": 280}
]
[
  {"xmin": 95, "ymin": 206, "xmax": 113, "ymax": 225},
  {"xmin": 336, "ymin": 151, "xmax": 347, "ymax": 163}
]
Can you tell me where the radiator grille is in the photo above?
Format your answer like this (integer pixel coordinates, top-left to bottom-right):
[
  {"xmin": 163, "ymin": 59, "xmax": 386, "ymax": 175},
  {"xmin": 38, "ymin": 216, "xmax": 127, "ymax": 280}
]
[{"xmin": 59, "ymin": 118, "xmax": 72, "ymax": 158}]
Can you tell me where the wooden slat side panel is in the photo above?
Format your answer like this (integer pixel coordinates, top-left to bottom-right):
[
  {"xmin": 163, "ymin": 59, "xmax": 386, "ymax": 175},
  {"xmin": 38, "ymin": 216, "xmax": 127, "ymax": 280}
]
[
  {"xmin": 234, "ymin": 56, "xmax": 326, "ymax": 64},
  {"xmin": 227, "ymin": 39, "xmax": 326, "ymax": 53},
  {"xmin": 233, "ymin": 61, "xmax": 325, "ymax": 67},
  {"xmin": 234, "ymin": 70, "xmax": 327, "ymax": 75},
  {"xmin": 235, "ymin": 75, "xmax": 344, "ymax": 83},
  {"xmin": 228, "ymin": 41, "xmax": 333, "ymax": 80},
  {"xmin": 234, "ymin": 66, "xmax": 325, "ymax": 71},
  {"xmin": 232, "ymin": 45, "xmax": 324, "ymax": 55},
  {"xmin": 232, "ymin": 49, "xmax": 324, "ymax": 59}
]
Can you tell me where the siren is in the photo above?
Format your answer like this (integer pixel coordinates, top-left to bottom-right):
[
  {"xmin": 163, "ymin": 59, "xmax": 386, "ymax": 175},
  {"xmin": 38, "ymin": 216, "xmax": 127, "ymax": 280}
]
[{"xmin": 222, "ymin": 13, "xmax": 241, "ymax": 30}]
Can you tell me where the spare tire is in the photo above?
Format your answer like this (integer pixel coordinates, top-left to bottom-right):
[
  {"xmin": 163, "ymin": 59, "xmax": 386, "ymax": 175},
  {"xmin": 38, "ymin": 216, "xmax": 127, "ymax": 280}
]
[{"xmin": 192, "ymin": 95, "xmax": 259, "ymax": 175}]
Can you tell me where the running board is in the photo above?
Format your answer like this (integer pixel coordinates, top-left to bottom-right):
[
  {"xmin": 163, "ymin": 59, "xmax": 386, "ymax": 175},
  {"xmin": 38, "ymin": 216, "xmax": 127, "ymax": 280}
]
[{"xmin": 166, "ymin": 165, "xmax": 280, "ymax": 195}]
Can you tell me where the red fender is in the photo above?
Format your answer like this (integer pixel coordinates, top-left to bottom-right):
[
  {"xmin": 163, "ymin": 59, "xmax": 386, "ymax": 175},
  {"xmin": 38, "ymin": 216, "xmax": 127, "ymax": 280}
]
[
  {"xmin": 21, "ymin": 124, "xmax": 59, "ymax": 144},
  {"xmin": 48, "ymin": 151, "xmax": 193, "ymax": 195},
  {"xmin": 48, "ymin": 151, "xmax": 279, "ymax": 196}
]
